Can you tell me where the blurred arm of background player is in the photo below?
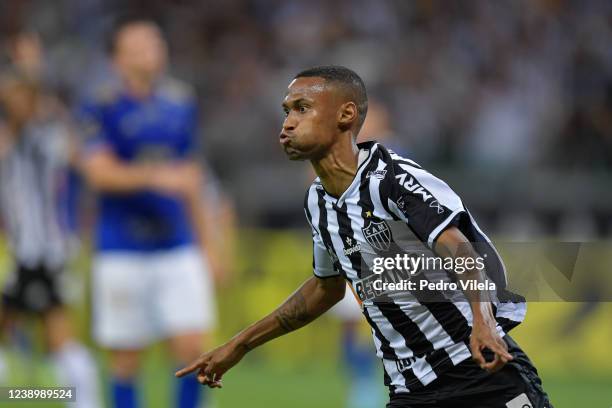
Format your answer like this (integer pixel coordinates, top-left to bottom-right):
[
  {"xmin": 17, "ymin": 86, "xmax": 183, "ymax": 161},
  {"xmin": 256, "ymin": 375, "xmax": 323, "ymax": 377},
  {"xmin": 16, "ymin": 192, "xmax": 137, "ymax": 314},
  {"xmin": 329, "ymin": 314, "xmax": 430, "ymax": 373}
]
[
  {"xmin": 176, "ymin": 274, "xmax": 346, "ymax": 387},
  {"xmin": 178, "ymin": 162, "xmax": 231, "ymax": 285},
  {"xmin": 80, "ymin": 152, "xmax": 226, "ymax": 282},
  {"xmin": 80, "ymin": 147, "xmax": 192, "ymax": 193}
]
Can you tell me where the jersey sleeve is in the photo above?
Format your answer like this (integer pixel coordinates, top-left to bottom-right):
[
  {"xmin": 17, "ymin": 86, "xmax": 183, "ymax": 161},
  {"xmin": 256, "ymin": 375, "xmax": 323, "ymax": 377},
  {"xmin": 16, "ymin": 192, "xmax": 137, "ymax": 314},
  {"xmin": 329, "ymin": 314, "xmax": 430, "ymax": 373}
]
[
  {"xmin": 176, "ymin": 99, "xmax": 199, "ymax": 158},
  {"xmin": 75, "ymin": 97, "xmax": 110, "ymax": 155},
  {"xmin": 304, "ymin": 188, "xmax": 340, "ymax": 279},
  {"xmin": 387, "ymin": 158, "xmax": 466, "ymax": 248},
  {"xmin": 311, "ymin": 228, "xmax": 339, "ymax": 278}
]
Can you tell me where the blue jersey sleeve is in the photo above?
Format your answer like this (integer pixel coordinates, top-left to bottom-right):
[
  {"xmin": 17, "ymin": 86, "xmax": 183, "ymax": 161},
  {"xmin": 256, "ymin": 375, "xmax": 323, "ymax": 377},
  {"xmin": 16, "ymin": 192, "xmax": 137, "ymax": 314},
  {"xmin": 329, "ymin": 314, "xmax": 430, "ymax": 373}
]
[
  {"xmin": 76, "ymin": 99, "xmax": 109, "ymax": 155},
  {"xmin": 176, "ymin": 99, "xmax": 199, "ymax": 158}
]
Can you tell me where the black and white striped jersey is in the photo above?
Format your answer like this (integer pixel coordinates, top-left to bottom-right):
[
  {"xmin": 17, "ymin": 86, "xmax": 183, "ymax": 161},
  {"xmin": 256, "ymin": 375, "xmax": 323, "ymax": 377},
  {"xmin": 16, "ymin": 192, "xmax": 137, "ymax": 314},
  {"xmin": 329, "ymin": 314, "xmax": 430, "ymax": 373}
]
[
  {"xmin": 0, "ymin": 121, "xmax": 72, "ymax": 269},
  {"xmin": 304, "ymin": 141, "xmax": 526, "ymax": 394}
]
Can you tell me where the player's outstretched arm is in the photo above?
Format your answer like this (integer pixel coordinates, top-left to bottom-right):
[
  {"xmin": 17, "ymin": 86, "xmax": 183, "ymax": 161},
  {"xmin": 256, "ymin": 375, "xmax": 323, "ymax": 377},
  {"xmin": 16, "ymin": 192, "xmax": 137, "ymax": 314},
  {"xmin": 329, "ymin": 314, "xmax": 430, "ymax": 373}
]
[
  {"xmin": 434, "ymin": 226, "xmax": 513, "ymax": 373},
  {"xmin": 175, "ymin": 275, "xmax": 346, "ymax": 387}
]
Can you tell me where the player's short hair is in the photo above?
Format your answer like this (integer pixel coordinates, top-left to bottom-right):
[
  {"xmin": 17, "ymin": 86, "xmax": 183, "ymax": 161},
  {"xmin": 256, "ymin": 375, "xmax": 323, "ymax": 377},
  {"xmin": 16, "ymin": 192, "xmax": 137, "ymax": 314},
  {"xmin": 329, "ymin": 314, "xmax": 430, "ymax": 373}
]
[
  {"xmin": 106, "ymin": 14, "xmax": 164, "ymax": 55},
  {"xmin": 295, "ymin": 65, "xmax": 368, "ymax": 133}
]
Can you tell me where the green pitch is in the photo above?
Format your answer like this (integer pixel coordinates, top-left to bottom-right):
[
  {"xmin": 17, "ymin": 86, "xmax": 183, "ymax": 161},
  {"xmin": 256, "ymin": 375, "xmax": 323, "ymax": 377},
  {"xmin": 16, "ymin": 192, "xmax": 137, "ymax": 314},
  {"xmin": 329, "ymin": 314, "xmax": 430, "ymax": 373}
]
[
  {"xmin": 3, "ymin": 348, "xmax": 611, "ymax": 408},
  {"xmin": 1, "ymin": 233, "xmax": 611, "ymax": 407}
]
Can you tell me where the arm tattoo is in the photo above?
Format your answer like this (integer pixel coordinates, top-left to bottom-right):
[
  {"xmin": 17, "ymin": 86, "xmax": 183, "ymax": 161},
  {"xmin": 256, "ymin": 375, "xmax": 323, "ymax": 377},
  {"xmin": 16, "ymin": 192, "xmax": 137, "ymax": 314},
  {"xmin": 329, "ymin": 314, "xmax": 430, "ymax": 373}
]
[
  {"xmin": 275, "ymin": 289, "xmax": 310, "ymax": 333},
  {"xmin": 240, "ymin": 342, "xmax": 253, "ymax": 352}
]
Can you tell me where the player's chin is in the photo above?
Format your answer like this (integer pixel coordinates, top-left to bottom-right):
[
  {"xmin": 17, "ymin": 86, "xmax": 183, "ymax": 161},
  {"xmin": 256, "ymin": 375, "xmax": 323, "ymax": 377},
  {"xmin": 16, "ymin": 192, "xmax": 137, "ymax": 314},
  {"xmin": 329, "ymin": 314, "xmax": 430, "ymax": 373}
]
[{"xmin": 283, "ymin": 147, "xmax": 308, "ymax": 161}]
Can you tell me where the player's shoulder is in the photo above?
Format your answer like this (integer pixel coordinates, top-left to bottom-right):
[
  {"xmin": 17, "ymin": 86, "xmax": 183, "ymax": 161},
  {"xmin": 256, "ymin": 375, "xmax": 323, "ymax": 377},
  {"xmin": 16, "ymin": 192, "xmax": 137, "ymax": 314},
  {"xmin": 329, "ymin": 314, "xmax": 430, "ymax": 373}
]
[
  {"xmin": 359, "ymin": 141, "xmax": 425, "ymax": 181},
  {"xmin": 355, "ymin": 140, "xmax": 418, "ymax": 168},
  {"xmin": 158, "ymin": 76, "xmax": 196, "ymax": 105},
  {"xmin": 378, "ymin": 144, "xmax": 423, "ymax": 170},
  {"xmin": 83, "ymin": 79, "xmax": 123, "ymax": 108}
]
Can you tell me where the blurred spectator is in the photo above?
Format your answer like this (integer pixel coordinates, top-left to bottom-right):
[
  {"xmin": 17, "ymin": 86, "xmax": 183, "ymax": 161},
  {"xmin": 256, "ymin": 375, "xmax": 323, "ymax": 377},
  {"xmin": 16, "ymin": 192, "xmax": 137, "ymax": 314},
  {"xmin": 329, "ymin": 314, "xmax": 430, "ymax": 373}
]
[
  {"xmin": 0, "ymin": 0, "xmax": 610, "ymax": 231},
  {"xmin": 358, "ymin": 98, "xmax": 409, "ymax": 157}
]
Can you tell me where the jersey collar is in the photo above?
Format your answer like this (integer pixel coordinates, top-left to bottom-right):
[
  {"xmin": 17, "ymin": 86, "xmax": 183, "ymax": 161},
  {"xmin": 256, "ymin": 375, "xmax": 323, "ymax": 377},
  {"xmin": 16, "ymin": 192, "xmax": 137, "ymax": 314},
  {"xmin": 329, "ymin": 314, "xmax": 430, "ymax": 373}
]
[{"xmin": 320, "ymin": 141, "xmax": 378, "ymax": 207}]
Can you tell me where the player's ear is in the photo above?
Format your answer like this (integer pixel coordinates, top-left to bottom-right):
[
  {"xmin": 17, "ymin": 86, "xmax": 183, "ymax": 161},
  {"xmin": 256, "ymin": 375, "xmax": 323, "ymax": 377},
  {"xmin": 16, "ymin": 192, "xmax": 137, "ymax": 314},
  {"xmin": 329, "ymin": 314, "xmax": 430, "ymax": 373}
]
[{"xmin": 338, "ymin": 101, "xmax": 357, "ymax": 131}]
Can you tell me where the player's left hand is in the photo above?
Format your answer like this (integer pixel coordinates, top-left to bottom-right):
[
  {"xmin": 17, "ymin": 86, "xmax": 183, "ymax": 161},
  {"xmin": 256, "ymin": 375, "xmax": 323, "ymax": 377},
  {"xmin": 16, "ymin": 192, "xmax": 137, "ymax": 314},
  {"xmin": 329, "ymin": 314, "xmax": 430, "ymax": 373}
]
[{"xmin": 470, "ymin": 319, "xmax": 513, "ymax": 373}]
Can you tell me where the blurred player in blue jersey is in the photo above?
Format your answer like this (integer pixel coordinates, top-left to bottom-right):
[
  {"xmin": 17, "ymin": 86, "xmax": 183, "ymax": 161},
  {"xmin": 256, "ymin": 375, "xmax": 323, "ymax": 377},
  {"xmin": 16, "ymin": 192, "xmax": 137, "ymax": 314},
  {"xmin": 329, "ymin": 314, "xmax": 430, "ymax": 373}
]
[{"xmin": 78, "ymin": 17, "xmax": 218, "ymax": 408}]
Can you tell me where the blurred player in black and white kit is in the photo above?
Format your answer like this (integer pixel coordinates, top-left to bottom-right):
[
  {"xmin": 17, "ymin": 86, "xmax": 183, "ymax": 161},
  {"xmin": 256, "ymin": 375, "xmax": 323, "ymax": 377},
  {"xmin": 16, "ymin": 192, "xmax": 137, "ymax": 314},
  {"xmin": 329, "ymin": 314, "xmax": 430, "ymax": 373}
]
[
  {"xmin": 0, "ymin": 33, "xmax": 101, "ymax": 408},
  {"xmin": 178, "ymin": 66, "xmax": 554, "ymax": 408}
]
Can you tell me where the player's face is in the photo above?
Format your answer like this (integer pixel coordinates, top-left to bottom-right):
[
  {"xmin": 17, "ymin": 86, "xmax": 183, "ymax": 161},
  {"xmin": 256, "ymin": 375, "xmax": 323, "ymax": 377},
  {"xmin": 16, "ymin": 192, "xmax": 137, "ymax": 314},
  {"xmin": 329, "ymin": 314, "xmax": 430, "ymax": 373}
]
[
  {"xmin": 280, "ymin": 77, "xmax": 342, "ymax": 161},
  {"xmin": 114, "ymin": 23, "xmax": 167, "ymax": 81},
  {"xmin": 0, "ymin": 80, "xmax": 37, "ymax": 124}
]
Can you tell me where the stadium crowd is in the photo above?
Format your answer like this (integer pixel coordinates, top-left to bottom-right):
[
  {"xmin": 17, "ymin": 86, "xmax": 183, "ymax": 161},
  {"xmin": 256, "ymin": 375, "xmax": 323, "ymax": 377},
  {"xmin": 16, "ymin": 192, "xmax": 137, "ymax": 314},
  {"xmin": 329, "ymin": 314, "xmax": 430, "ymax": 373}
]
[{"xmin": 1, "ymin": 0, "xmax": 611, "ymax": 231}]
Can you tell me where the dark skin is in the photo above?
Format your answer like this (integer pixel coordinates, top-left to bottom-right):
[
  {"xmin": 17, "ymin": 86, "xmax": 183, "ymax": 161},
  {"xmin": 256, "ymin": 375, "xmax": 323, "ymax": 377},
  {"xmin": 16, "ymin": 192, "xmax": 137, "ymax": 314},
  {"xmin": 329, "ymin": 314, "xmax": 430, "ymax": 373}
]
[{"xmin": 175, "ymin": 76, "xmax": 511, "ymax": 387}]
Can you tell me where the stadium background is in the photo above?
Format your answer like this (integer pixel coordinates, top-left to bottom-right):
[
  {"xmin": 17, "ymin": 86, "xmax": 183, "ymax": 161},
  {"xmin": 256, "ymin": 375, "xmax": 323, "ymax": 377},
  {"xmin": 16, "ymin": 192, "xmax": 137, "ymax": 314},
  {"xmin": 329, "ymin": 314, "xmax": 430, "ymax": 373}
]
[{"xmin": 0, "ymin": 0, "xmax": 611, "ymax": 407}]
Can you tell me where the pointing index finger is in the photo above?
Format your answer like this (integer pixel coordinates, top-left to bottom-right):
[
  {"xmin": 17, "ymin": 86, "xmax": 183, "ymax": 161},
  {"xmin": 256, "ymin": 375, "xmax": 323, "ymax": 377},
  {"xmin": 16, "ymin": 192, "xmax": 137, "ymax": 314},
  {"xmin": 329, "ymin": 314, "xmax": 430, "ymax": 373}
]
[{"xmin": 175, "ymin": 361, "xmax": 201, "ymax": 377}]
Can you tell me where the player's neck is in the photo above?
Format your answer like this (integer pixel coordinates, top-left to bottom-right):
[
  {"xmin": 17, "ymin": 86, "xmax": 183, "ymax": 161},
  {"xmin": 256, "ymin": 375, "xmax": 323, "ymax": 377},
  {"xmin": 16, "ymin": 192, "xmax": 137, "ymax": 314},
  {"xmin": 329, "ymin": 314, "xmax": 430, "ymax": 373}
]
[
  {"xmin": 120, "ymin": 71, "xmax": 156, "ymax": 99},
  {"xmin": 311, "ymin": 136, "xmax": 359, "ymax": 198}
]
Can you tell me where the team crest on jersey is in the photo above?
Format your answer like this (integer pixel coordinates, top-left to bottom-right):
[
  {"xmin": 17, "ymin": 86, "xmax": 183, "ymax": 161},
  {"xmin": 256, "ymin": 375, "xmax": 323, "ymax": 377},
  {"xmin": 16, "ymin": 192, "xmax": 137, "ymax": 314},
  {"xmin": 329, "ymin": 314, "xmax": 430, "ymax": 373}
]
[{"xmin": 362, "ymin": 220, "xmax": 393, "ymax": 252}]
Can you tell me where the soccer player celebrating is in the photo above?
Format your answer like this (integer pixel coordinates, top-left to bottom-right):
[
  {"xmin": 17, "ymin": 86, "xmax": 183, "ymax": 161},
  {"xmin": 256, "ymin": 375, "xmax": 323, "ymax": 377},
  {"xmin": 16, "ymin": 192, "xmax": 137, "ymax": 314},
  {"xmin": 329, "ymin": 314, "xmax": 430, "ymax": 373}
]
[
  {"xmin": 177, "ymin": 66, "xmax": 553, "ymax": 408},
  {"xmin": 79, "ymin": 18, "xmax": 218, "ymax": 408}
]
